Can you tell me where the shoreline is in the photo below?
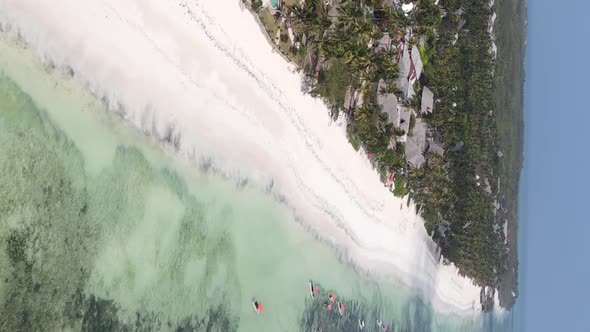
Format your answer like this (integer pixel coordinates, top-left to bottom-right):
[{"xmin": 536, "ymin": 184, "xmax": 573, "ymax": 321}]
[
  {"xmin": 0, "ymin": 0, "xmax": 492, "ymax": 317},
  {"xmin": 243, "ymin": 2, "xmax": 297, "ymax": 69},
  {"xmin": 493, "ymin": 0, "xmax": 526, "ymax": 309}
]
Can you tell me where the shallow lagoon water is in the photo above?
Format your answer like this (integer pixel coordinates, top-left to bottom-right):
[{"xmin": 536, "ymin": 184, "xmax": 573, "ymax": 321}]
[{"xmin": 0, "ymin": 34, "xmax": 510, "ymax": 331}]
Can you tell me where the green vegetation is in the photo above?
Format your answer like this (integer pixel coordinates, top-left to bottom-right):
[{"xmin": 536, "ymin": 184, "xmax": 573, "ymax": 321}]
[
  {"xmin": 258, "ymin": 7, "xmax": 295, "ymax": 57},
  {"xmin": 315, "ymin": 58, "xmax": 353, "ymax": 109},
  {"xmin": 251, "ymin": 0, "xmax": 262, "ymax": 11},
  {"xmin": 411, "ymin": 0, "xmax": 504, "ymax": 286},
  {"xmin": 291, "ymin": 0, "xmax": 405, "ymax": 176},
  {"xmin": 251, "ymin": 0, "xmax": 522, "ymax": 304},
  {"xmin": 492, "ymin": 0, "xmax": 526, "ymax": 309},
  {"xmin": 259, "ymin": 9, "xmax": 279, "ymax": 37},
  {"xmin": 393, "ymin": 173, "xmax": 409, "ymax": 197},
  {"xmin": 415, "ymin": 0, "xmax": 442, "ymax": 29}
]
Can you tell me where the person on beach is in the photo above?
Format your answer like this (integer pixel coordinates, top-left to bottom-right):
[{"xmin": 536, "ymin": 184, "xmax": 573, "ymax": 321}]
[
  {"xmin": 252, "ymin": 297, "xmax": 263, "ymax": 314},
  {"xmin": 377, "ymin": 320, "xmax": 388, "ymax": 331},
  {"xmin": 337, "ymin": 301, "xmax": 345, "ymax": 315},
  {"xmin": 323, "ymin": 301, "xmax": 333, "ymax": 311}
]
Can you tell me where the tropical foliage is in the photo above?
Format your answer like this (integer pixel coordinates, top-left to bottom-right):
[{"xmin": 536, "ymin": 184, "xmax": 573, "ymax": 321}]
[
  {"xmin": 254, "ymin": 0, "xmax": 507, "ymax": 291},
  {"xmin": 411, "ymin": 0, "xmax": 504, "ymax": 286}
]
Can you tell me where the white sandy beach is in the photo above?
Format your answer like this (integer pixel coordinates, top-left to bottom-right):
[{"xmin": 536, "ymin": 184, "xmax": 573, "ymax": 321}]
[{"xmin": 0, "ymin": 0, "xmax": 486, "ymax": 317}]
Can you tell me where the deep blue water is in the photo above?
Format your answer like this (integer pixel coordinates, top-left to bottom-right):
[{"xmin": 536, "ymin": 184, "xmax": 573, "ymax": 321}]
[{"xmin": 520, "ymin": 0, "xmax": 590, "ymax": 331}]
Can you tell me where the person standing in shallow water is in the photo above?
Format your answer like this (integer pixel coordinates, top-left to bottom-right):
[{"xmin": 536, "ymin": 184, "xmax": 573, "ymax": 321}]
[
  {"xmin": 309, "ymin": 280, "xmax": 319, "ymax": 298},
  {"xmin": 337, "ymin": 301, "xmax": 345, "ymax": 315},
  {"xmin": 328, "ymin": 293, "xmax": 336, "ymax": 303},
  {"xmin": 358, "ymin": 319, "xmax": 365, "ymax": 330},
  {"xmin": 252, "ymin": 297, "xmax": 263, "ymax": 314}
]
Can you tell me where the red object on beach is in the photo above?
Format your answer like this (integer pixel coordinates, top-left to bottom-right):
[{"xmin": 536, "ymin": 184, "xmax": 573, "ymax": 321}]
[
  {"xmin": 339, "ymin": 303, "xmax": 345, "ymax": 312},
  {"xmin": 329, "ymin": 294, "xmax": 336, "ymax": 302},
  {"xmin": 257, "ymin": 303, "xmax": 264, "ymax": 313},
  {"xmin": 325, "ymin": 303, "xmax": 333, "ymax": 311},
  {"xmin": 313, "ymin": 286, "xmax": 319, "ymax": 295}
]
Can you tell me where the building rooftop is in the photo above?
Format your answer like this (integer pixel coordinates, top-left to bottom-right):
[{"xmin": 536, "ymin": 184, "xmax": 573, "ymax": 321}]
[
  {"xmin": 375, "ymin": 33, "xmax": 392, "ymax": 53},
  {"xmin": 398, "ymin": 44, "xmax": 423, "ymax": 99},
  {"xmin": 343, "ymin": 86, "xmax": 355, "ymax": 112},
  {"xmin": 398, "ymin": 106, "xmax": 411, "ymax": 139},
  {"xmin": 398, "ymin": 44, "xmax": 411, "ymax": 80},
  {"xmin": 396, "ymin": 29, "xmax": 413, "ymax": 99},
  {"xmin": 410, "ymin": 46, "xmax": 423, "ymax": 81},
  {"xmin": 377, "ymin": 79, "xmax": 399, "ymax": 125},
  {"xmin": 451, "ymin": 141, "xmax": 465, "ymax": 152},
  {"xmin": 428, "ymin": 140, "xmax": 445, "ymax": 156},
  {"xmin": 405, "ymin": 119, "xmax": 428, "ymax": 167},
  {"xmin": 385, "ymin": 0, "xmax": 401, "ymax": 8},
  {"xmin": 421, "ymin": 86, "xmax": 435, "ymax": 114}
]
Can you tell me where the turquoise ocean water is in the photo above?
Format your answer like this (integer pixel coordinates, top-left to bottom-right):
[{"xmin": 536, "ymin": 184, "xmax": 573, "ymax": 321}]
[{"xmin": 0, "ymin": 34, "xmax": 511, "ymax": 331}]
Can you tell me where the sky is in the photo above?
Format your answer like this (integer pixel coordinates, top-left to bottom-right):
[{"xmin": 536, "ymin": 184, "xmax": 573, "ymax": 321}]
[{"xmin": 521, "ymin": 0, "xmax": 590, "ymax": 331}]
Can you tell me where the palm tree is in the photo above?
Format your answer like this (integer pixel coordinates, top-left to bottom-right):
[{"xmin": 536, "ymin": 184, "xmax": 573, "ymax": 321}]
[
  {"xmin": 289, "ymin": 0, "xmax": 332, "ymax": 48},
  {"xmin": 289, "ymin": 0, "xmax": 320, "ymax": 26}
]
